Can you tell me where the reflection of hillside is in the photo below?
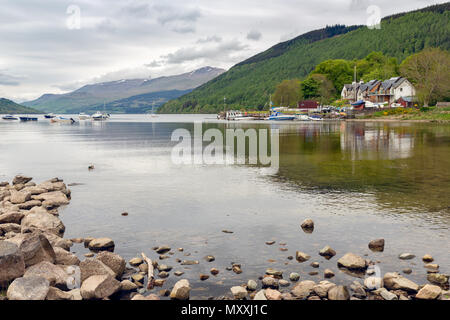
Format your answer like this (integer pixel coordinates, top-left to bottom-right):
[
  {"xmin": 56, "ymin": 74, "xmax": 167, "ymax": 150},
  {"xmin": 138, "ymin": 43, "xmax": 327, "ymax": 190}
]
[{"xmin": 272, "ymin": 122, "xmax": 450, "ymax": 214}]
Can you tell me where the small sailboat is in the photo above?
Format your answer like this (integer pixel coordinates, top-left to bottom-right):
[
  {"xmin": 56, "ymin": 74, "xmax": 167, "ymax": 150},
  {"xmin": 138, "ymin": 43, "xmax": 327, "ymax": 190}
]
[
  {"xmin": 150, "ymin": 102, "xmax": 158, "ymax": 118},
  {"xmin": 92, "ymin": 102, "xmax": 109, "ymax": 121},
  {"xmin": 44, "ymin": 113, "xmax": 56, "ymax": 119},
  {"xmin": 2, "ymin": 115, "xmax": 19, "ymax": 120},
  {"xmin": 50, "ymin": 116, "xmax": 75, "ymax": 124},
  {"xmin": 91, "ymin": 111, "xmax": 108, "ymax": 121}
]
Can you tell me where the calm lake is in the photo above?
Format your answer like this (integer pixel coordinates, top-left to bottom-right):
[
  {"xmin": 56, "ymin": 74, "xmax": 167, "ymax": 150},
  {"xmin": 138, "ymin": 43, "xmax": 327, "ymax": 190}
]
[{"xmin": 1, "ymin": 114, "xmax": 449, "ymax": 299}]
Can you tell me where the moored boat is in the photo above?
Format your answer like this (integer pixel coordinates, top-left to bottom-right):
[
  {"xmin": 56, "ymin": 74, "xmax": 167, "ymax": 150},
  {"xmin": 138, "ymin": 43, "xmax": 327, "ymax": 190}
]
[
  {"xmin": 50, "ymin": 116, "xmax": 75, "ymax": 124},
  {"xmin": 308, "ymin": 115, "xmax": 324, "ymax": 121},
  {"xmin": 79, "ymin": 113, "xmax": 90, "ymax": 120},
  {"xmin": 91, "ymin": 111, "xmax": 108, "ymax": 121},
  {"xmin": 2, "ymin": 115, "xmax": 19, "ymax": 120},
  {"xmin": 44, "ymin": 113, "xmax": 56, "ymax": 119},
  {"xmin": 19, "ymin": 116, "xmax": 38, "ymax": 121},
  {"xmin": 266, "ymin": 112, "xmax": 296, "ymax": 121}
]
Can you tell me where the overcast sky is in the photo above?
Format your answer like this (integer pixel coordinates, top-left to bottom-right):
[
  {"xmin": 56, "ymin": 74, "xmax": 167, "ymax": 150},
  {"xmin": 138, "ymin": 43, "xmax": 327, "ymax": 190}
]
[{"xmin": 0, "ymin": 0, "xmax": 445, "ymax": 102}]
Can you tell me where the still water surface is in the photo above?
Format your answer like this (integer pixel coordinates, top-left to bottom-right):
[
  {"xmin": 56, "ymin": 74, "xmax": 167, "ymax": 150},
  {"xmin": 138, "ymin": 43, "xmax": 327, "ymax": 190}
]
[{"xmin": 0, "ymin": 115, "xmax": 449, "ymax": 298}]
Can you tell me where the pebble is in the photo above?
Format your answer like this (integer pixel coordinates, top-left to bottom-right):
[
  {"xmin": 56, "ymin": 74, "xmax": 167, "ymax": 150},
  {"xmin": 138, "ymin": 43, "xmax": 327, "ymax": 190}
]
[
  {"xmin": 174, "ymin": 271, "xmax": 184, "ymax": 277},
  {"xmin": 204, "ymin": 255, "xmax": 215, "ymax": 262},
  {"xmin": 84, "ymin": 253, "xmax": 94, "ymax": 258},
  {"xmin": 265, "ymin": 268, "xmax": 283, "ymax": 278},
  {"xmin": 311, "ymin": 262, "xmax": 320, "ymax": 268},
  {"xmin": 181, "ymin": 260, "xmax": 199, "ymax": 265},
  {"xmin": 200, "ymin": 274, "xmax": 209, "ymax": 281},
  {"xmin": 265, "ymin": 241, "xmax": 275, "ymax": 245},
  {"xmin": 154, "ymin": 279, "xmax": 166, "ymax": 287},
  {"xmin": 210, "ymin": 268, "xmax": 220, "ymax": 276},
  {"xmin": 399, "ymin": 253, "xmax": 415, "ymax": 260},
  {"xmin": 289, "ymin": 273, "xmax": 300, "ymax": 282},
  {"xmin": 155, "ymin": 246, "xmax": 171, "ymax": 254},
  {"xmin": 121, "ymin": 212, "xmax": 128, "ymax": 216},
  {"xmin": 402, "ymin": 268, "xmax": 413, "ymax": 275},
  {"xmin": 422, "ymin": 254, "xmax": 434, "ymax": 263},
  {"xmin": 301, "ymin": 219, "xmax": 314, "ymax": 231},
  {"xmin": 296, "ymin": 251, "xmax": 311, "ymax": 262},
  {"xmin": 129, "ymin": 257, "xmax": 143, "ymax": 267},
  {"xmin": 158, "ymin": 271, "xmax": 170, "ymax": 279},
  {"xmin": 279, "ymin": 280, "xmax": 290, "ymax": 287},
  {"xmin": 232, "ymin": 265, "xmax": 242, "ymax": 274},
  {"xmin": 324, "ymin": 269, "xmax": 335, "ymax": 278},
  {"xmin": 247, "ymin": 280, "xmax": 257, "ymax": 291}
]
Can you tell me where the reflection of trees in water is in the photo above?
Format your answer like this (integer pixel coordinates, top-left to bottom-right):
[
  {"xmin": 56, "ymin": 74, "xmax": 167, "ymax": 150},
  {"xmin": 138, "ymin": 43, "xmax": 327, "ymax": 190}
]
[{"xmin": 272, "ymin": 122, "xmax": 450, "ymax": 214}]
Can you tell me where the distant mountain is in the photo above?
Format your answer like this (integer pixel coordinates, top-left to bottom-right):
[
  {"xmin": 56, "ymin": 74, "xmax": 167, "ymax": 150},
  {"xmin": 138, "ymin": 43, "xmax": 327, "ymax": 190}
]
[
  {"xmin": 23, "ymin": 67, "xmax": 225, "ymax": 114},
  {"xmin": 160, "ymin": 3, "xmax": 450, "ymax": 113},
  {"xmin": 66, "ymin": 89, "xmax": 193, "ymax": 114},
  {"xmin": 0, "ymin": 98, "xmax": 42, "ymax": 114}
]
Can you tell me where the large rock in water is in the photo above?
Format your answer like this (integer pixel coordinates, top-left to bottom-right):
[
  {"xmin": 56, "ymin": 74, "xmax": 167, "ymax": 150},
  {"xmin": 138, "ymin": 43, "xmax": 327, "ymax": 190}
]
[
  {"xmin": 383, "ymin": 272, "xmax": 419, "ymax": 293},
  {"xmin": 80, "ymin": 258, "xmax": 116, "ymax": 283},
  {"xmin": 21, "ymin": 207, "xmax": 65, "ymax": 236},
  {"xmin": 12, "ymin": 175, "xmax": 33, "ymax": 185},
  {"xmin": 80, "ymin": 275, "xmax": 120, "ymax": 300},
  {"xmin": 0, "ymin": 241, "xmax": 25, "ymax": 286},
  {"xmin": 337, "ymin": 253, "xmax": 367, "ymax": 270},
  {"xmin": 230, "ymin": 286, "xmax": 248, "ymax": 300},
  {"xmin": 24, "ymin": 261, "xmax": 69, "ymax": 289},
  {"xmin": 415, "ymin": 284, "xmax": 442, "ymax": 300},
  {"xmin": 88, "ymin": 238, "xmax": 115, "ymax": 252},
  {"xmin": 8, "ymin": 233, "xmax": 56, "ymax": 267},
  {"xmin": 170, "ymin": 279, "xmax": 191, "ymax": 300},
  {"xmin": 54, "ymin": 247, "xmax": 80, "ymax": 266},
  {"xmin": 291, "ymin": 280, "xmax": 316, "ymax": 299},
  {"xmin": 7, "ymin": 276, "xmax": 50, "ymax": 300},
  {"xmin": 95, "ymin": 251, "xmax": 125, "ymax": 277}
]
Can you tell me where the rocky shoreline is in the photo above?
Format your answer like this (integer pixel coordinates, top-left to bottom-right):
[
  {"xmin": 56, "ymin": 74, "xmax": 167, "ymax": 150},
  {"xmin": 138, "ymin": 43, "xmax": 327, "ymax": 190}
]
[{"xmin": 1, "ymin": 175, "xmax": 449, "ymax": 301}]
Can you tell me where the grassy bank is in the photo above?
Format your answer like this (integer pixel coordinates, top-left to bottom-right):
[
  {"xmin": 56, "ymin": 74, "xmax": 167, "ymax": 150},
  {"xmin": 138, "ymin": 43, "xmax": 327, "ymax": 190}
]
[{"xmin": 362, "ymin": 107, "xmax": 450, "ymax": 122}]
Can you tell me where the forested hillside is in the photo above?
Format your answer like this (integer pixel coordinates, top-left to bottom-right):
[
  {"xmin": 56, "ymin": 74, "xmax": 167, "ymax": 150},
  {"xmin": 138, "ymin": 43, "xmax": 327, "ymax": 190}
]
[{"xmin": 160, "ymin": 3, "xmax": 450, "ymax": 113}]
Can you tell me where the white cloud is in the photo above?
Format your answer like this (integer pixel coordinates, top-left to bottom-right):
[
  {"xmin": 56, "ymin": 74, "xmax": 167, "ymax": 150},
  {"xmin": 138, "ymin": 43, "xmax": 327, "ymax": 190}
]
[{"xmin": 0, "ymin": 0, "xmax": 444, "ymax": 101}]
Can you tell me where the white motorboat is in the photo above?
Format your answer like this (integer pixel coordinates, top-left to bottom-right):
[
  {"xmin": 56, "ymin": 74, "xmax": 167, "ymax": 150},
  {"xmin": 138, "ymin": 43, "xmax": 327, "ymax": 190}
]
[
  {"xmin": 296, "ymin": 115, "xmax": 310, "ymax": 121},
  {"xmin": 79, "ymin": 113, "xmax": 90, "ymax": 120},
  {"xmin": 2, "ymin": 115, "xmax": 19, "ymax": 120},
  {"xmin": 91, "ymin": 111, "xmax": 108, "ymax": 121}
]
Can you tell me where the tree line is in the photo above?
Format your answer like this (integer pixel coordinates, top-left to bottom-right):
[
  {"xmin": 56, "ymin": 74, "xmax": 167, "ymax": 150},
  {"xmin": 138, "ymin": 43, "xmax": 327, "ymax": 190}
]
[{"xmin": 272, "ymin": 48, "xmax": 450, "ymax": 107}]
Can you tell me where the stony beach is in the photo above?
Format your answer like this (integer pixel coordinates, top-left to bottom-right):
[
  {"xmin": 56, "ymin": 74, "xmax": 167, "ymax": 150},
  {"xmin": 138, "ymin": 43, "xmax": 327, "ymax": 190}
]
[{"xmin": 0, "ymin": 175, "xmax": 449, "ymax": 301}]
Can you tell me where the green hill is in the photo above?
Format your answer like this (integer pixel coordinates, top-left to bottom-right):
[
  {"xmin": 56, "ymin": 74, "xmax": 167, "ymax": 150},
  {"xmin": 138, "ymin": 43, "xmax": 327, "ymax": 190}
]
[
  {"xmin": 160, "ymin": 3, "xmax": 450, "ymax": 113},
  {"xmin": 0, "ymin": 98, "xmax": 42, "ymax": 114}
]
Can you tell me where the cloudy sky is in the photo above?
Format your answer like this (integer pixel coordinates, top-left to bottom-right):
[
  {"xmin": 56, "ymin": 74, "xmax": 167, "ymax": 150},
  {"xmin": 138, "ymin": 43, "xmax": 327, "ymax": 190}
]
[{"xmin": 0, "ymin": 0, "xmax": 445, "ymax": 102}]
